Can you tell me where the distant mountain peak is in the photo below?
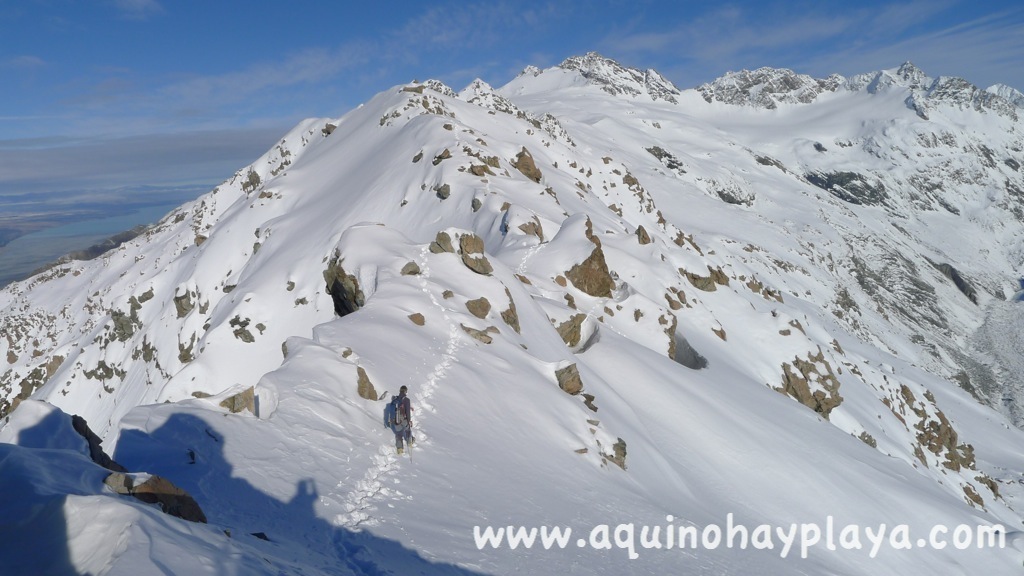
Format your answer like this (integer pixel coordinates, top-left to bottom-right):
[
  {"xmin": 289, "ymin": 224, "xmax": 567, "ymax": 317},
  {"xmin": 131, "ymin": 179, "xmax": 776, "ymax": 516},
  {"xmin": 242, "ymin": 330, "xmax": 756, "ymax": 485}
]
[
  {"xmin": 987, "ymin": 83, "xmax": 1024, "ymax": 108},
  {"xmin": 697, "ymin": 66, "xmax": 842, "ymax": 109},
  {"xmin": 557, "ymin": 51, "xmax": 681, "ymax": 103}
]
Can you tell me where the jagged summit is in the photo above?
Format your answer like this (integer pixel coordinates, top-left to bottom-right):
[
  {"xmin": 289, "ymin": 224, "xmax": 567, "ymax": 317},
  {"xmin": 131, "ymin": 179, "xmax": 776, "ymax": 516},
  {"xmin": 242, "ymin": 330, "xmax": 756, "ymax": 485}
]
[
  {"xmin": 696, "ymin": 66, "xmax": 844, "ymax": 108},
  {"xmin": 556, "ymin": 51, "xmax": 681, "ymax": 103},
  {"xmin": 698, "ymin": 61, "xmax": 1018, "ymax": 120}
]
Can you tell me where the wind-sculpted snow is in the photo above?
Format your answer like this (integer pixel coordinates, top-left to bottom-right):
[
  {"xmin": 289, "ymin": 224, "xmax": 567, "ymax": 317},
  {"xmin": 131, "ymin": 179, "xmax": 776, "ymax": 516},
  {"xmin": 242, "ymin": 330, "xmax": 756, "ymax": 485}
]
[{"xmin": 2, "ymin": 54, "xmax": 1024, "ymax": 574}]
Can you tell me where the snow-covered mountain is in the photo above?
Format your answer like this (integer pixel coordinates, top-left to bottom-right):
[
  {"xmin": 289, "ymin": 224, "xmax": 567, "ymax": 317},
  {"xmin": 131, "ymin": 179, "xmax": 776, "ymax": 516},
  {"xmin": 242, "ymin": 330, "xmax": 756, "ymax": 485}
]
[{"xmin": 2, "ymin": 52, "xmax": 1024, "ymax": 574}]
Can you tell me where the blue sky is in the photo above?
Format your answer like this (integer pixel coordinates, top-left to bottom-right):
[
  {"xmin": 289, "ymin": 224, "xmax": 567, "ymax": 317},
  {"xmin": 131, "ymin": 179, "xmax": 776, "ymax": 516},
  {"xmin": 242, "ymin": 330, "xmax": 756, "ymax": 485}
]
[{"xmin": 2, "ymin": 0, "xmax": 1022, "ymax": 200}]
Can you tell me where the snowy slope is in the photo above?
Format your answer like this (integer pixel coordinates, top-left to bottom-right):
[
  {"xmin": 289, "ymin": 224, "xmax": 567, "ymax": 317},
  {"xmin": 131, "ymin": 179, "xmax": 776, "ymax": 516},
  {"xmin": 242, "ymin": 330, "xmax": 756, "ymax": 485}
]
[{"xmin": 2, "ymin": 53, "xmax": 1024, "ymax": 574}]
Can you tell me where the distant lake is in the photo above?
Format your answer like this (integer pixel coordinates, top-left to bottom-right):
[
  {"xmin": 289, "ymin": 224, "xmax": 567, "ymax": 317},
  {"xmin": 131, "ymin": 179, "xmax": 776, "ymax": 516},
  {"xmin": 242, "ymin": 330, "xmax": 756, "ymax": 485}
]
[{"xmin": 0, "ymin": 201, "xmax": 184, "ymax": 288}]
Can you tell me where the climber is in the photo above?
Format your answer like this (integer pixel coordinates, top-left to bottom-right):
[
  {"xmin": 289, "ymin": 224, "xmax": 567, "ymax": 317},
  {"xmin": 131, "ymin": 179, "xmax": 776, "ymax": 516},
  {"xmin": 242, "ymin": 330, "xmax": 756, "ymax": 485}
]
[{"xmin": 389, "ymin": 385, "xmax": 414, "ymax": 454}]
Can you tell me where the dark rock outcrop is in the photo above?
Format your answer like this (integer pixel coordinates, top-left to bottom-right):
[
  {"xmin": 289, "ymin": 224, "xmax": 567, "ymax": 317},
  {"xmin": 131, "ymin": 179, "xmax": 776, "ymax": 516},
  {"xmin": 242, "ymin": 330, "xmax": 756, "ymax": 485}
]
[
  {"xmin": 104, "ymin": 473, "xmax": 207, "ymax": 523},
  {"xmin": 323, "ymin": 256, "xmax": 365, "ymax": 317}
]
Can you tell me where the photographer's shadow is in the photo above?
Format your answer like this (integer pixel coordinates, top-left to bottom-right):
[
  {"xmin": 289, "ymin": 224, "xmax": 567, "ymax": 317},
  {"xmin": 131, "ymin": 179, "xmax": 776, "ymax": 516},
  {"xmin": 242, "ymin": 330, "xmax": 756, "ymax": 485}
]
[{"xmin": 114, "ymin": 411, "xmax": 484, "ymax": 575}]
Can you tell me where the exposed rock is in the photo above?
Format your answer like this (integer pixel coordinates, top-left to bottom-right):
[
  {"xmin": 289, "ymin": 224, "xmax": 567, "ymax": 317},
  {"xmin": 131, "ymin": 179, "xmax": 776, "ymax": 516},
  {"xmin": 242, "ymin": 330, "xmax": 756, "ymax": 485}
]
[
  {"xmin": 357, "ymin": 367, "xmax": 378, "ymax": 400},
  {"xmin": 400, "ymin": 261, "xmax": 421, "ymax": 276},
  {"xmin": 500, "ymin": 288, "xmax": 520, "ymax": 333},
  {"xmin": 106, "ymin": 473, "xmax": 208, "ymax": 523},
  {"xmin": 219, "ymin": 386, "xmax": 255, "ymax": 414},
  {"xmin": 673, "ymin": 332, "xmax": 708, "ymax": 370},
  {"xmin": 805, "ymin": 171, "xmax": 888, "ymax": 206},
  {"xmin": 465, "ymin": 297, "xmax": 491, "ymax": 318},
  {"xmin": 429, "ymin": 231, "xmax": 455, "ymax": 254},
  {"xmin": 556, "ymin": 363, "xmax": 584, "ymax": 395},
  {"xmin": 461, "ymin": 324, "xmax": 494, "ymax": 344},
  {"xmin": 323, "ymin": 256, "xmax": 365, "ymax": 317},
  {"xmin": 459, "ymin": 234, "xmax": 493, "ymax": 275},
  {"xmin": 682, "ymin": 266, "xmax": 730, "ymax": 292},
  {"xmin": 435, "ymin": 183, "xmax": 451, "ymax": 200},
  {"xmin": 963, "ymin": 484, "xmax": 984, "ymax": 508},
  {"xmin": 241, "ymin": 170, "xmax": 261, "ymax": 194},
  {"xmin": 469, "ymin": 164, "xmax": 493, "ymax": 177},
  {"xmin": 71, "ymin": 414, "xmax": 127, "ymax": 473},
  {"xmin": 556, "ymin": 314, "xmax": 588, "ymax": 347},
  {"xmin": 646, "ymin": 146, "xmax": 686, "ymax": 172},
  {"xmin": 566, "ymin": 244, "xmax": 615, "ymax": 298},
  {"xmin": 512, "ymin": 147, "xmax": 543, "ymax": 183},
  {"xmin": 517, "ymin": 218, "xmax": 544, "ymax": 240},
  {"xmin": 858, "ymin": 431, "xmax": 878, "ymax": 448},
  {"xmin": 932, "ymin": 262, "xmax": 978, "ymax": 304},
  {"xmin": 635, "ymin": 225, "xmax": 652, "ymax": 245},
  {"xmin": 409, "ymin": 313, "xmax": 425, "ymax": 326},
  {"xmin": 174, "ymin": 290, "xmax": 195, "ymax": 318},
  {"xmin": 432, "ymin": 148, "xmax": 452, "ymax": 165},
  {"xmin": 471, "ymin": 197, "xmax": 482, "ymax": 212},
  {"xmin": 559, "ymin": 52, "xmax": 680, "ymax": 104},
  {"xmin": 229, "ymin": 316, "xmax": 255, "ymax": 343},
  {"xmin": 605, "ymin": 438, "xmax": 627, "ymax": 470},
  {"xmin": 776, "ymin": 349, "xmax": 843, "ymax": 419}
]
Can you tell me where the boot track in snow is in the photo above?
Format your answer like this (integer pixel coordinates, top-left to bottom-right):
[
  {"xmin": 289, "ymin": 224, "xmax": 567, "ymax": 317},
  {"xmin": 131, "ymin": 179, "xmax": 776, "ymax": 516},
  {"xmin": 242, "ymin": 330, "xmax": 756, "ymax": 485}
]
[{"xmin": 333, "ymin": 245, "xmax": 465, "ymax": 529}]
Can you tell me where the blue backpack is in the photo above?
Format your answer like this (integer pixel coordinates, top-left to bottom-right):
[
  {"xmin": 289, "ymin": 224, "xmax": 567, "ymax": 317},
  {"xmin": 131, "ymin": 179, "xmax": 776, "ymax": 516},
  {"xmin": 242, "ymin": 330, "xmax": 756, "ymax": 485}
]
[
  {"xmin": 383, "ymin": 395, "xmax": 397, "ymax": 429},
  {"xmin": 383, "ymin": 394, "xmax": 407, "ymax": 429}
]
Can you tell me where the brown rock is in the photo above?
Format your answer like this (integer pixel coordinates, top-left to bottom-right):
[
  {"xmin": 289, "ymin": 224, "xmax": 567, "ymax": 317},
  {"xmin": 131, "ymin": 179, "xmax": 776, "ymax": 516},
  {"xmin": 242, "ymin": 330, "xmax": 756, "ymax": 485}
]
[
  {"xmin": 469, "ymin": 164, "xmax": 493, "ymax": 177},
  {"xmin": 400, "ymin": 261, "xmax": 421, "ymax": 276},
  {"xmin": 635, "ymin": 225, "xmax": 652, "ymax": 245},
  {"xmin": 219, "ymin": 387, "xmax": 255, "ymax": 414},
  {"xmin": 566, "ymin": 246, "xmax": 615, "ymax": 298},
  {"xmin": 606, "ymin": 438, "xmax": 627, "ymax": 470},
  {"xmin": 461, "ymin": 324, "xmax": 494, "ymax": 344},
  {"xmin": 512, "ymin": 147, "xmax": 542, "ymax": 183},
  {"xmin": 556, "ymin": 363, "xmax": 583, "ymax": 395},
  {"xmin": 357, "ymin": 367, "xmax": 378, "ymax": 400},
  {"xmin": 517, "ymin": 217, "xmax": 544, "ymax": 241},
  {"xmin": 459, "ymin": 234, "xmax": 493, "ymax": 275},
  {"xmin": 466, "ymin": 297, "xmax": 491, "ymax": 318},
  {"xmin": 500, "ymin": 287, "xmax": 520, "ymax": 333},
  {"xmin": 429, "ymin": 231, "xmax": 455, "ymax": 254},
  {"xmin": 408, "ymin": 313, "xmax": 425, "ymax": 326},
  {"xmin": 776, "ymin": 349, "xmax": 842, "ymax": 419},
  {"xmin": 131, "ymin": 475, "xmax": 208, "ymax": 523},
  {"xmin": 556, "ymin": 314, "xmax": 587, "ymax": 347},
  {"xmin": 432, "ymin": 148, "xmax": 452, "ymax": 165}
]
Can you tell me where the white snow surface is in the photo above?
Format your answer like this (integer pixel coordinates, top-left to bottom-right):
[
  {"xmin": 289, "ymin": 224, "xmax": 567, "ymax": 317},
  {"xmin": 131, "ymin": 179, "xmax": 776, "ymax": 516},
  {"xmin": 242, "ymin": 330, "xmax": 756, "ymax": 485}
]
[{"xmin": 3, "ymin": 54, "xmax": 1024, "ymax": 574}]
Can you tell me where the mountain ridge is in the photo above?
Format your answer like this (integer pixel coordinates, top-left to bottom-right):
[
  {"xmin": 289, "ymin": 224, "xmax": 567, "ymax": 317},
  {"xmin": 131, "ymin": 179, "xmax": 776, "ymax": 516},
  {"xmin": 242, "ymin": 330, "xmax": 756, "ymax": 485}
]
[{"xmin": 2, "ymin": 53, "xmax": 1024, "ymax": 574}]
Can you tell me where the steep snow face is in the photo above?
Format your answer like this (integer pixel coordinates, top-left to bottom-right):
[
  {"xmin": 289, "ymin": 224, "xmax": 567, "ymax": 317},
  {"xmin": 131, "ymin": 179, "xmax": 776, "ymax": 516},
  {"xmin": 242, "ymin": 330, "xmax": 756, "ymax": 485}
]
[{"xmin": 2, "ymin": 56, "xmax": 1024, "ymax": 574}]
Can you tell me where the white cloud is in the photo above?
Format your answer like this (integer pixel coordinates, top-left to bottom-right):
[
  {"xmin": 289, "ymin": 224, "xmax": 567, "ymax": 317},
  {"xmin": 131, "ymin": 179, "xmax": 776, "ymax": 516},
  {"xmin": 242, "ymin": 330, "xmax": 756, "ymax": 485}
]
[
  {"xmin": 599, "ymin": 2, "xmax": 1024, "ymax": 90},
  {"xmin": 0, "ymin": 126, "xmax": 287, "ymax": 194},
  {"xmin": 112, "ymin": 0, "xmax": 164, "ymax": 20},
  {"xmin": 2, "ymin": 55, "xmax": 46, "ymax": 69}
]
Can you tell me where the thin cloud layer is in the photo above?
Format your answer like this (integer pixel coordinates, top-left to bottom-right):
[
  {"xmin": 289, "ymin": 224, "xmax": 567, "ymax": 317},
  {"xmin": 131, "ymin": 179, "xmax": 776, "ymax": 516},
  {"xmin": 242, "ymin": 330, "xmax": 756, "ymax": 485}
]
[
  {"xmin": 112, "ymin": 0, "xmax": 164, "ymax": 20},
  {"xmin": 1, "ymin": 0, "xmax": 1021, "ymax": 205}
]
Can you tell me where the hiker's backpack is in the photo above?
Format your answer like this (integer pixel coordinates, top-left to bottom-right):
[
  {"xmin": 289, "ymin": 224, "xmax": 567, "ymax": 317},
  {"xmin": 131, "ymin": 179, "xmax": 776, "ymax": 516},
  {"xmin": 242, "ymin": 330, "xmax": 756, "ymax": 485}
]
[
  {"xmin": 383, "ymin": 396, "xmax": 397, "ymax": 429},
  {"xmin": 393, "ymin": 395, "xmax": 409, "ymax": 427}
]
